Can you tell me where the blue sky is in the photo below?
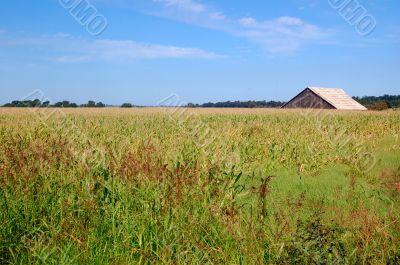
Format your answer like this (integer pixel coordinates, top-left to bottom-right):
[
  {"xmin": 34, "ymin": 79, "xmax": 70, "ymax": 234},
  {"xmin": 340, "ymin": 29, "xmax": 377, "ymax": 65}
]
[{"xmin": 0, "ymin": 0, "xmax": 399, "ymax": 105}]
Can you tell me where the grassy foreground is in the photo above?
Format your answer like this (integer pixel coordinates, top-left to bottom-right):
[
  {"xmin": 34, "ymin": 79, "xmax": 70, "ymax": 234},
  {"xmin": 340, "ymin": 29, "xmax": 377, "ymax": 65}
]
[{"xmin": 0, "ymin": 108, "xmax": 399, "ymax": 264}]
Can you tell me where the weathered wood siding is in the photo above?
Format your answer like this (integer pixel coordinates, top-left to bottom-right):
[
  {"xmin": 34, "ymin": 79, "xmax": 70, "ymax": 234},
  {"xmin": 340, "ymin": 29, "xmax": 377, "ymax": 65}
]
[{"xmin": 282, "ymin": 89, "xmax": 335, "ymax": 109}]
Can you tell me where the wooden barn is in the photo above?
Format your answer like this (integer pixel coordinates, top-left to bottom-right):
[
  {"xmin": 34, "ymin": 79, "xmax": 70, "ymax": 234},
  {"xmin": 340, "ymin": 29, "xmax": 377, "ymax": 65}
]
[{"xmin": 281, "ymin": 87, "xmax": 367, "ymax": 110}]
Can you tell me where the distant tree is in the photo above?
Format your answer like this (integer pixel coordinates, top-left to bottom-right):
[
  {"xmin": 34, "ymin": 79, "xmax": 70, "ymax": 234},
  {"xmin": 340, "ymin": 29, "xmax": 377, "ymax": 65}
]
[
  {"xmin": 249, "ymin": 101, "xmax": 257, "ymax": 108},
  {"xmin": 53, "ymin": 102, "xmax": 63, "ymax": 108},
  {"xmin": 121, "ymin": 103, "xmax": 133, "ymax": 108},
  {"xmin": 96, "ymin": 102, "xmax": 106, "ymax": 108},
  {"xmin": 368, "ymin": 101, "xmax": 390, "ymax": 111},
  {"xmin": 53, "ymin": 101, "xmax": 78, "ymax": 108},
  {"xmin": 354, "ymin": 95, "xmax": 400, "ymax": 109},
  {"xmin": 32, "ymin": 99, "xmax": 41, "ymax": 107},
  {"xmin": 186, "ymin": 103, "xmax": 198, "ymax": 108},
  {"xmin": 81, "ymin": 101, "xmax": 96, "ymax": 108},
  {"xmin": 197, "ymin": 100, "xmax": 285, "ymax": 108},
  {"xmin": 2, "ymin": 99, "xmax": 44, "ymax": 107}
]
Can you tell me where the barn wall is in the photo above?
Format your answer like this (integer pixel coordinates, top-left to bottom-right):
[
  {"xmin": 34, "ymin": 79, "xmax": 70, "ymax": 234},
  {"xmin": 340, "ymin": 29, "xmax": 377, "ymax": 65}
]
[{"xmin": 283, "ymin": 89, "xmax": 335, "ymax": 109}]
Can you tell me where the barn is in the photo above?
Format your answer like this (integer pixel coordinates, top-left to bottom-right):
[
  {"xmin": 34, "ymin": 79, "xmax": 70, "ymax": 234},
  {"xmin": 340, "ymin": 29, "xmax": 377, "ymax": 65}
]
[{"xmin": 281, "ymin": 87, "xmax": 367, "ymax": 110}]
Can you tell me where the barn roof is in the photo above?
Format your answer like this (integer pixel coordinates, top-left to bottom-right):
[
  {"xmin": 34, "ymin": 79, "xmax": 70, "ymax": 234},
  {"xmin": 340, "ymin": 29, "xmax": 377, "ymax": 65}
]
[{"xmin": 307, "ymin": 87, "xmax": 367, "ymax": 110}]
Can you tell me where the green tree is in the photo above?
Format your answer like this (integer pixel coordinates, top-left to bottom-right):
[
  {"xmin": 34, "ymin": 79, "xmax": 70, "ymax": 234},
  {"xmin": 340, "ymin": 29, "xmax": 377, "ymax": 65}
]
[
  {"xmin": 369, "ymin": 101, "xmax": 390, "ymax": 111},
  {"xmin": 121, "ymin": 103, "xmax": 133, "ymax": 108},
  {"xmin": 96, "ymin": 102, "xmax": 106, "ymax": 108}
]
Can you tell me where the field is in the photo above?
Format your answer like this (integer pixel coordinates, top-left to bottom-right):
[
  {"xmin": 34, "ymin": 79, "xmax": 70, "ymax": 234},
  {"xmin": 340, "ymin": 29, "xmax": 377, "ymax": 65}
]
[{"xmin": 0, "ymin": 108, "xmax": 399, "ymax": 264}]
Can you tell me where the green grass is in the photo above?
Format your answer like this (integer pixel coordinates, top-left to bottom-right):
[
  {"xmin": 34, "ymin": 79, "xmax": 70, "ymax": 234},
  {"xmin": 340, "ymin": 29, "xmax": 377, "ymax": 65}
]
[{"xmin": 0, "ymin": 108, "xmax": 399, "ymax": 264}]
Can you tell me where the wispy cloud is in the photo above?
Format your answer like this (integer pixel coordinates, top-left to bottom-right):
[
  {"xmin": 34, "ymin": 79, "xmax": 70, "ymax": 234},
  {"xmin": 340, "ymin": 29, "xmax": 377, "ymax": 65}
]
[
  {"xmin": 238, "ymin": 16, "xmax": 326, "ymax": 53},
  {"xmin": 150, "ymin": 0, "xmax": 230, "ymax": 31},
  {"xmin": 152, "ymin": 0, "xmax": 328, "ymax": 54},
  {"xmin": 155, "ymin": 0, "xmax": 206, "ymax": 13},
  {"xmin": 0, "ymin": 31, "xmax": 223, "ymax": 62},
  {"xmin": 58, "ymin": 39, "xmax": 223, "ymax": 61}
]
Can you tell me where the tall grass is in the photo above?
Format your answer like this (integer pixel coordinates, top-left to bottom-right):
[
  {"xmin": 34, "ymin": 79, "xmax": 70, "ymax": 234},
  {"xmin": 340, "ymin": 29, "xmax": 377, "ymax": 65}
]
[{"xmin": 0, "ymin": 108, "xmax": 399, "ymax": 264}]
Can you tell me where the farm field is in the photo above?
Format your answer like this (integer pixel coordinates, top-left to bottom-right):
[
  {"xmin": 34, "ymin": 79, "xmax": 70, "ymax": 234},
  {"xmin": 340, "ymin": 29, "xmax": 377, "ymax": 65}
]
[{"xmin": 0, "ymin": 108, "xmax": 399, "ymax": 264}]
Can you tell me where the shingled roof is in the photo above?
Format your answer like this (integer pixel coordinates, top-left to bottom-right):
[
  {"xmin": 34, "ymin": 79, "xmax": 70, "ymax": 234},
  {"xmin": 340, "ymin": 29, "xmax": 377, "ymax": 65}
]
[
  {"xmin": 282, "ymin": 87, "xmax": 367, "ymax": 110},
  {"xmin": 308, "ymin": 87, "xmax": 367, "ymax": 110}
]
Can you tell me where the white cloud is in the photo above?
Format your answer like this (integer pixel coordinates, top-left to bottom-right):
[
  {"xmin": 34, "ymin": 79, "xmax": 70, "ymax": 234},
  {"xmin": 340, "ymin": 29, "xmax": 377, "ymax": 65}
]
[
  {"xmin": 238, "ymin": 16, "xmax": 326, "ymax": 53},
  {"xmin": 61, "ymin": 39, "xmax": 223, "ymax": 61},
  {"xmin": 152, "ymin": 0, "xmax": 328, "ymax": 54},
  {"xmin": 0, "ymin": 32, "xmax": 223, "ymax": 62},
  {"xmin": 155, "ymin": 0, "xmax": 206, "ymax": 14},
  {"xmin": 209, "ymin": 12, "xmax": 226, "ymax": 21},
  {"xmin": 151, "ymin": 0, "xmax": 228, "ymax": 30},
  {"xmin": 52, "ymin": 55, "xmax": 91, "ymax": 63}
]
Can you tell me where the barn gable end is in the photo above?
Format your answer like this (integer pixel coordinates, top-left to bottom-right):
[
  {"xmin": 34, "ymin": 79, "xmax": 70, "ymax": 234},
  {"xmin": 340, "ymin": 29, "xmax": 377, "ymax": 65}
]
[{"xmin": 281, "ymin": 88, "xmax": 335, "ymax": 109}]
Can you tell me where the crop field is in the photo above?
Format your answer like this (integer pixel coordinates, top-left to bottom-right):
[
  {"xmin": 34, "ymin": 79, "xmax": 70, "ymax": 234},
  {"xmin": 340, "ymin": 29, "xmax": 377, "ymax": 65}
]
[{"xmin": 0, "ymin": 108, "xmax": 399, "ymax": 264}]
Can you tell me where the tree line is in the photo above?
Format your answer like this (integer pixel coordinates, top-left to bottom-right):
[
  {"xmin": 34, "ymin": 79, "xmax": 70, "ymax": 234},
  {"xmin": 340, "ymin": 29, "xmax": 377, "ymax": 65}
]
[
  {"xmin": 186, "ymin": 100, "xmax": 286, "ymax": 108},
  {"xmin": 2, "ymin": 99, "xmax": 284, "ymax": 108},
  {"xmin": 2, "ymin": 95, "xmax": 399, "ymax": 109},
  {"xmin": 3, "ymin": 100, "xmax": 110, "ymax": 108},
  {"xmin": 353, "ymin": 95, "xmax": 400, "ymax": 110}
]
